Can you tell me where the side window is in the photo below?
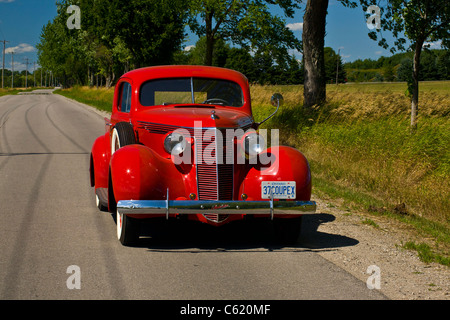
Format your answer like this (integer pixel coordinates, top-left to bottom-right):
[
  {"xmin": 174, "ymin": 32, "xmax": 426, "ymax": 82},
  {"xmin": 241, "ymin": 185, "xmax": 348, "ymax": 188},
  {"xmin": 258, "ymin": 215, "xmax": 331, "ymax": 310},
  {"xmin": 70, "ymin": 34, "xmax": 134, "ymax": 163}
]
[{"xmin": 119, "ymin": 82, "xmax": 132, "ymax": 112}]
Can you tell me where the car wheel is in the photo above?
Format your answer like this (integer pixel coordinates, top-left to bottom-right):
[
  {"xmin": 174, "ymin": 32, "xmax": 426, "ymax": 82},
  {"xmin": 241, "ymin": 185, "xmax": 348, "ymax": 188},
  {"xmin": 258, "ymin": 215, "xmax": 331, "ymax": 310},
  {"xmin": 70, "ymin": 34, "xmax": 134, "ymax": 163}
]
[
  {"xmin": 111, "ymin": 122, "xmax": 136, "ymax": 155},
  {"xmin": 116, "ymin": 209, "xmax": 140, "ymax": 246},
  {"xmin": 95, "ymin": 193, "xmax": 108, "ymax": 211},
  {"xmin": 111, "ymin": 122, "xmax": 139, "ymax": 245},
  {"xmin": 273, "ymin": 216, "xmax": 303, "ymax": 245}
]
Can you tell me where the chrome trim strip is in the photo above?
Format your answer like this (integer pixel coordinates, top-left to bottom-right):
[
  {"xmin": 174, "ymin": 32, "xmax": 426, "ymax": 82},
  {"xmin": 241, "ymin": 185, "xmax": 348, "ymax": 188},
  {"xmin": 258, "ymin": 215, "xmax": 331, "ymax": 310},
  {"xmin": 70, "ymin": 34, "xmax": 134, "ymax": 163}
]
[
  {"xmin": 195, "ymin": 133, "xmax": 199, "ymax": 199},
  {"xmin": 166, "ymin": 188, "xmax": 169, "ymax": 220},
  {"xmin": 136, "ymin": 121, "xmax": 253, "ymax": 132},
  {"xmin": 231, "ymin": 146, "xmax": 234, "ymax": 200},
  {"xmin": 270, "ymin": 192, "xmax": 274, "ymax": 220},
  {"xmin": 117, "ymin": 200, "xmax": 316, "ymax": 217},
  {"xmin": 214, "ymin": 128, "xmax": 219, "ymax": 199}
]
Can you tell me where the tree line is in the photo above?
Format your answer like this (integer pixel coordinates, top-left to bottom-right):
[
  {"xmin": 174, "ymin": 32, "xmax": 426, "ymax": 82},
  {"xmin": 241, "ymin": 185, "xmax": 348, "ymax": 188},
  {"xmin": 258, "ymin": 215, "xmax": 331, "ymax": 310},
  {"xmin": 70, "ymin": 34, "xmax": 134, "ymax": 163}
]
[
  {"xmin": 176, "ymin": 37, "xmax": 305, "ymax": 85},
  {"xmin": 37, "ymin": 0, "xmax": 187, "ymax": 88},
  {"xmin": 182, "ymin": 42, "xmax": 347, "ymax": 85},
  {"xmin": 37, "ymin": 0, "xmax": 302, "ymax": 88},
  {"xmin": 36, "ymin": 0, "xmax": 348, "ymax": 87},
  {"xmin": 7, "ymin": 43, "xmax": 347, "ymax": 87},
  {"xmin": 345, "ymin": 49, "xmax": 450, "ymax": 83},
  {"xmin": 37, "ymin": 0, "xmax": 449, "ymax": 130}
]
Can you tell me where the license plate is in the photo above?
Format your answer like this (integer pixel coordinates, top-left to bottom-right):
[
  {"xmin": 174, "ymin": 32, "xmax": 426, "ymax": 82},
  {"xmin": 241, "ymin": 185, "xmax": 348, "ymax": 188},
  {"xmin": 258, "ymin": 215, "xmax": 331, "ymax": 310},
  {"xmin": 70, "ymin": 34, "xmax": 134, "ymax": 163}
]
[{"xmin": 261, "ymin": 181, "xmax": 296, "ymax": 199}]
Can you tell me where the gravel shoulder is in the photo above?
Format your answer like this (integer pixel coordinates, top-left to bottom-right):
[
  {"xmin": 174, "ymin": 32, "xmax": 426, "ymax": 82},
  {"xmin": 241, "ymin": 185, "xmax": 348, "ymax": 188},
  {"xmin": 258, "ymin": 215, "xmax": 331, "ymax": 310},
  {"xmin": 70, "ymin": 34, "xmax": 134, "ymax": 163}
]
[{"xmin": 308, "ymin": 196, "xmax": 449, "ymax": 300}]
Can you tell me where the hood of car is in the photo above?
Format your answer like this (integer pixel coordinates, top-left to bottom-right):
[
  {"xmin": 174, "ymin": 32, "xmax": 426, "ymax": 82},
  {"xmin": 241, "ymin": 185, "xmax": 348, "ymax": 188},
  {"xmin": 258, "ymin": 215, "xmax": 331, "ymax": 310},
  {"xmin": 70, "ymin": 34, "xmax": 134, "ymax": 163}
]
[{"xmin": 134, "ymin": 105, "xmax": 254, "ymax": 130}]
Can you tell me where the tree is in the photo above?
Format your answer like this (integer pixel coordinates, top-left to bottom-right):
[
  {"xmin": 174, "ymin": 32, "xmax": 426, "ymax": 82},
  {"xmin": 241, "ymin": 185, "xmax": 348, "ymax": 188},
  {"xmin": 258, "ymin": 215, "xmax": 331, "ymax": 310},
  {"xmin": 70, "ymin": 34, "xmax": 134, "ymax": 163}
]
[
  {"xmin": 302, "ymin": 0, "xmax": 328, "ymax": 107},
  {"xmin": 324, "ymin": 47, "xmax": 346, "ymax": 84},
  {"xmin": 187, "ymin": 0, "xmax": 301, "ymax": 66},
  {"xmin": 37, "ymin": 2, "xmax": 87, "ymax": 87},
  {"xmin": 360, "ymin": 0, "xmax": 450, "ymax": 130},
  {"xmin": 302, "ymin": 0, "xmax": 357, "ymax": 108},
  {"xmin": 224, "ymin": 47, "xmax": 258, "ymax": 82},
  {"xmin": 37, "ymin": 0, "xmax": 187, "ymax": 88},
  {"xmin": 181, "ymin": 37, "xmax": 230, "ymax": 67},
  {"xmin": 287, "ymin": 55, "xmax": 303, "ymax": 84},
  {"xmin": 175, "ymin": 37, "xmax": 302, "ymax": 85},
  {"xmin": 382, "ymin": 62, "xmax": 395, "ymax": 82},
  {"xmin": 100, "ymin": 0, "xmax": 186, "ymax": 68},
  {"xmin": 437, "ymin": 50, "xmax": 450, "ymax": 80},
  {"xmin": 396, "ymin": 57, "xmax": 413, "ymax": 82}
]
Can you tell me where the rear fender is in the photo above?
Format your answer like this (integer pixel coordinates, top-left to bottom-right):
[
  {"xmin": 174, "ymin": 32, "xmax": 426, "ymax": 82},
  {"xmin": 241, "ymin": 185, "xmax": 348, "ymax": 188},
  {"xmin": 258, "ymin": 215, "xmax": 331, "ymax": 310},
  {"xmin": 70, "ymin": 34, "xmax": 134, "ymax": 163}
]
[{"xmin": 90, "ymin": 133, "xmax": 110, "ymax": 189}]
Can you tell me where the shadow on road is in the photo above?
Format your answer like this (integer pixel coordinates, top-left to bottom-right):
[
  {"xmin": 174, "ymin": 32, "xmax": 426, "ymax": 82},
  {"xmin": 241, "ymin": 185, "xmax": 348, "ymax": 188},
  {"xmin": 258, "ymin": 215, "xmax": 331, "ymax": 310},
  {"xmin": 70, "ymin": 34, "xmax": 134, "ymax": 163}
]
[{"xmin": 129, "ymin": 212, "xmax": 358, "ymax": 252}]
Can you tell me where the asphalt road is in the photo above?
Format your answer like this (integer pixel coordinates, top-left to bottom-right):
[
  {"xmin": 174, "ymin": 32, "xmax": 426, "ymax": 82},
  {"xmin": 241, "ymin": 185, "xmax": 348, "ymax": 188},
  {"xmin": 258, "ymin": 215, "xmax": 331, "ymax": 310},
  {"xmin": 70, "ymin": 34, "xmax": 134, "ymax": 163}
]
[{"xmin": 0, "ymin": 91, "xmax": 387, "ymax": 300}]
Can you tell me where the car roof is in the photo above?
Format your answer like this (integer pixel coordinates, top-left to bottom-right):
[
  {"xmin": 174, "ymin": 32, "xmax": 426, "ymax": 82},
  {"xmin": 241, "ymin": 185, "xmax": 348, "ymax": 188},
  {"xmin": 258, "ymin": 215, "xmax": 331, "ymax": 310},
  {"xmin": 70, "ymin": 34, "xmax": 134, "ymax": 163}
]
[
  {"xmin": 121, "ymin": 65, "xmax": 249, "ymax": 86},
  {"xmin": 117, "ymin": 65, "xmax": 252, "ymax": 115}
]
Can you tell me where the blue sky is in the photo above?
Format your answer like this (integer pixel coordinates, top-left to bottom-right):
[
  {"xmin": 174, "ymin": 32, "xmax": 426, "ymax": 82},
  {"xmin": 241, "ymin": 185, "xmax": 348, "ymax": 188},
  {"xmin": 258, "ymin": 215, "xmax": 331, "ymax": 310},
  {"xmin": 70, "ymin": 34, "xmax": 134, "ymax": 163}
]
[{"xmin": 0, "ymin": 0, "xmax": 440, "ymax": 72}]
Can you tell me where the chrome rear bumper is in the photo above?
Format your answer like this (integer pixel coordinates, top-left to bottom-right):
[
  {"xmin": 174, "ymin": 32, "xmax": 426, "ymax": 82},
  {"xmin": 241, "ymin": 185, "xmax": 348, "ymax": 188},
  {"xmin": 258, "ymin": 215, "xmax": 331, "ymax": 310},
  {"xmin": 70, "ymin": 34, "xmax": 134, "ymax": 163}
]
[{"xmin": 117, "ymin": 199, "xmax": 316, "ymax": 220}]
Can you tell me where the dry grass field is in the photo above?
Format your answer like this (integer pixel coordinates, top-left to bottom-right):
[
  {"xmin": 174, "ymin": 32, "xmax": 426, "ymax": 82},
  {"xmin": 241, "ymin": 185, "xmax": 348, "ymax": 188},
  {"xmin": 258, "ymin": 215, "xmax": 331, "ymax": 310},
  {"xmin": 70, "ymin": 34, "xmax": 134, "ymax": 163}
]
[{"xmin": 251, "ymin": 81, "xmax": 449, "ymax": 265}]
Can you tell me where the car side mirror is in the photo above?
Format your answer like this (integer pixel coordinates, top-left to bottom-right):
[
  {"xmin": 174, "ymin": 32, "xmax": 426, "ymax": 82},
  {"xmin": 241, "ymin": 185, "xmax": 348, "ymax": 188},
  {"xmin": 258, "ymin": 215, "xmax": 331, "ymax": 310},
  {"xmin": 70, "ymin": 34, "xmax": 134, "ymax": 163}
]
[
  {"xmin": 255, "ymin": 93, "xmax": 283, "ymax": 128},
  {"xmin": 271, "ymin": 93, "xmax": 284, "ymax": 108}
]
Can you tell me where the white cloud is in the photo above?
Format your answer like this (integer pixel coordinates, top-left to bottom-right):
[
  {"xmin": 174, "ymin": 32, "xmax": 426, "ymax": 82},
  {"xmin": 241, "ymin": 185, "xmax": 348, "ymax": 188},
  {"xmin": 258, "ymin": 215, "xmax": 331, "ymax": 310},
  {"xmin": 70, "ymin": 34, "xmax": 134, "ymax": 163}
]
[
  {"xmin": 288, "ymin": 48, "xmax": 302, "ymax": 59},
  {"xmin": 423, "ymin": 40, "xmax": 442, "ymax": 49},
  {"xmin": 184, "ymin": 45, "xmax": 195, "ymax": 52},
  {"xmin": 5, "ymin": 43, "xmax": 35, "ymax": 54},
  {"xmin": 11, "ymin": 62, "xmax": 26, "ymax": 71},
  {"xmin": 0, "ymin": 0, "xmax": 16, "ymax": 3},
  {"xmin": 287, "ymin": 22, "xmax": 303, "ymax": 31},
  {"xmin": 375, "ymin": 50, "xmax": 383, "ymax": 55}
]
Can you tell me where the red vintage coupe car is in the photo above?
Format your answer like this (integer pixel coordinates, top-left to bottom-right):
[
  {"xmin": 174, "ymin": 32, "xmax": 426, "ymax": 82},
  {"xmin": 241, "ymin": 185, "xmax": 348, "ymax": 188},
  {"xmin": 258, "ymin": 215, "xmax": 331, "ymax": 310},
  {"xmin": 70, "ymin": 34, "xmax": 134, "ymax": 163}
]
[{"xmin": 90, "ymin": 65, "xmax": 316, "ymax": 246}]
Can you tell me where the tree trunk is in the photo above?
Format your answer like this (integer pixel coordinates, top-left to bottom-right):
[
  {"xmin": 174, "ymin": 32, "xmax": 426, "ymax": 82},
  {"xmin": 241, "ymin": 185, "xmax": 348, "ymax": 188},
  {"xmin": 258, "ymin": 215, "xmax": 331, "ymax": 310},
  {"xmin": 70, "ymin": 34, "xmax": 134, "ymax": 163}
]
[
  {"xmin": 105, "ymin": 71, "xmax": 115, "ymax": 89},
  {"xmin": 410, "ymin": 39, "xmax": 424, "ymax": 132},
  {"xmin": 87, "ymin": 66, "xmax": 91, "ymax": 87},
  {"xmin": 302, "ymin": 0, "xmax": 329, "ymax": 109},
  {"xmin": 204, "ymin": 9, "xmax": 214, "ymax": 66},
  {"xmin": 205, "ymin": 34, "xmax": 215, "ymax": 67}
]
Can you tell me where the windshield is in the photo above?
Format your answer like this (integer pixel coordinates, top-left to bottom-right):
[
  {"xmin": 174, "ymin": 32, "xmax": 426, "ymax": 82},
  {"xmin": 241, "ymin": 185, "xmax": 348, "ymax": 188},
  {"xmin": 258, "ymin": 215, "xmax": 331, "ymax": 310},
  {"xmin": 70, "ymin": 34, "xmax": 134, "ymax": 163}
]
[{"xmin": 140, "ymin": 77, "xmax": 244, "ymax": 107}]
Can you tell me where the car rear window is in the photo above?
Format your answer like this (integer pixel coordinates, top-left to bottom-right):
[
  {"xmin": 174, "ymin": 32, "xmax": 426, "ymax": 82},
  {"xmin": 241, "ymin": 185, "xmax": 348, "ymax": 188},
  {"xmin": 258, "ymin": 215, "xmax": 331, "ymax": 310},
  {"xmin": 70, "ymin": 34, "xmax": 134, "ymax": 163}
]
[{"xmin": 140, "ymin": 77, "xmax": 244, "ymax": 107}]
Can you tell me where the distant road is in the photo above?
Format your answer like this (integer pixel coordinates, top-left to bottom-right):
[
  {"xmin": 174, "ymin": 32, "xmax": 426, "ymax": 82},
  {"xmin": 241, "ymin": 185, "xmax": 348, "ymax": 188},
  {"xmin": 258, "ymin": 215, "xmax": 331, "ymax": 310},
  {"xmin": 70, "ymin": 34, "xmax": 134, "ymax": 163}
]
[{"xmin": 0, "ymin": 91, "xmax": 386, "ymax": 300}]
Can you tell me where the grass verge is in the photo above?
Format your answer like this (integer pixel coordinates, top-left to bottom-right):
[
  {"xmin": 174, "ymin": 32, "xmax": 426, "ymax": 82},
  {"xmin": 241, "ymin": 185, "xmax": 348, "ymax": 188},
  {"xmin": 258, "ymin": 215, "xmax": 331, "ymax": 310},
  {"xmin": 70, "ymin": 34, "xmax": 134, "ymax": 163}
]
[
  {"xmin": 54, "ymin": 85, "xmax": 114, "ymax": 112},
  {"xmin": 0, "ymin": 87, "xmax": 42, "ymax": 97},
  {"xmin": 252, "ymin": 82, "xmax": 449, "ymax": 266},
  {"xmin": 402, "ymin": 241, "xmax": 450, "ymax": 266}
]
